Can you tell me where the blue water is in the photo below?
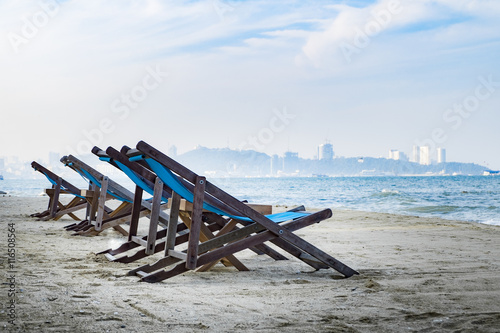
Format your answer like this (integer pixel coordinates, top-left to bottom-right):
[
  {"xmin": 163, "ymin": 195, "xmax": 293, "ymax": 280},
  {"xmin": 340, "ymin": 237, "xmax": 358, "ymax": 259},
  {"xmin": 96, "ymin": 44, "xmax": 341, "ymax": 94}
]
[
  {"xmin": 212, "ymin": 176, "xmax": 500, "ymax": 226},
  {"xmin": 1, "ymin": 176, "xmax": 499, "ymax": 226}
]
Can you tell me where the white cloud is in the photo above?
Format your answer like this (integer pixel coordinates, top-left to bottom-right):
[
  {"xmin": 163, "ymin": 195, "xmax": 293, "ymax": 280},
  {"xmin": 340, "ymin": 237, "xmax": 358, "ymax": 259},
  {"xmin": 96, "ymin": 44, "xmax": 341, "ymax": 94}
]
[
  {"xmin": 298, "ymin": 0, "xmax": 500, "ymax": 70},
  {"xmin": 0, "ymin": 0, "xmax": 499, "ymax": 168}
]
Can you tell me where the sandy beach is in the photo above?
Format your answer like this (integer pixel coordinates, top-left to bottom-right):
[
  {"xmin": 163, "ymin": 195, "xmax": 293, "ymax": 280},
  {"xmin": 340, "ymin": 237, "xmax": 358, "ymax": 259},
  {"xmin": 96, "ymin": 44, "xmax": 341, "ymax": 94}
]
[{"xmin": 1, "ymin": 195, "xmax": 499, "ymax": 332}]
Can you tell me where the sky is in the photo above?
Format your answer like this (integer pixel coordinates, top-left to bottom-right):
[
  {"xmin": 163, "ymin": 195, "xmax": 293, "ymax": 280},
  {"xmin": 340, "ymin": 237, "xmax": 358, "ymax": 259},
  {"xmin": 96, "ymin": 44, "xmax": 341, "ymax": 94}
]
[{"xmin": 1, "ymin": 0, "xmax": 499, "ymax": 169}]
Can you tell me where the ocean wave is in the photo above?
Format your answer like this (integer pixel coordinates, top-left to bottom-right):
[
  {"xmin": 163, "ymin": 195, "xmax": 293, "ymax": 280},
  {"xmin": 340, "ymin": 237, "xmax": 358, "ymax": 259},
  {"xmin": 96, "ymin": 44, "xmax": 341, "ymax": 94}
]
[
  {"xmin": 482, "ymin": 219, "xmax": 500, "ymax": 226},
  {"xmin": 371, "ymin": 189, "xmax": 402, "ymax": 197},
  {"xmin": 460, "ymin": 190, "xmax": 499, "ymax": 195},
  {"xmin": 3, "ymin": 176, "xmax": 499, "ymax": 226},
  {"xmin": 405, "ymin": 205, "xmax": 460, "ymax": 214}
]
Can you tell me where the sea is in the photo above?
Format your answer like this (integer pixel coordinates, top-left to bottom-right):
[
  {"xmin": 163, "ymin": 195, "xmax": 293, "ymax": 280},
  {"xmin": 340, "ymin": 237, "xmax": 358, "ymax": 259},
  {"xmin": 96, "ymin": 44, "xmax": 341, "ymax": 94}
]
[{"xmin": 1, "ymin": 175, "xmax": 499, "ymax": 226}]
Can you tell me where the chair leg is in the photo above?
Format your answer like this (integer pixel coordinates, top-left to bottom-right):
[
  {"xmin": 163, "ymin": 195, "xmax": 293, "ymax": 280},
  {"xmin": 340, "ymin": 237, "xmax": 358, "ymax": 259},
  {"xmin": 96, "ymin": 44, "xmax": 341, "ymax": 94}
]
[
  {"xmin": 94, "ymin": 177, "xmax": 109, "ymax": 231},
  {"xmin": 165, "ymin": 192, "xmax": 181, "ymax": 255},
  {"xmin": 186, "ymin": 176, "xmax": 205, "ymax": 270},
  {"xmin": 145, "ymin": 177, "xmax": 164, "ymax": 255},
  {"xmin": 49, "ymin": 178, "xmax": 62, "ymax": 218},
  {"xmin": 128, "ymin": 186, "xmax": 144, "ymax": 241},
  {"xmin": 139, "ymin": 210, "xmax": 358, "ymax": 282}
]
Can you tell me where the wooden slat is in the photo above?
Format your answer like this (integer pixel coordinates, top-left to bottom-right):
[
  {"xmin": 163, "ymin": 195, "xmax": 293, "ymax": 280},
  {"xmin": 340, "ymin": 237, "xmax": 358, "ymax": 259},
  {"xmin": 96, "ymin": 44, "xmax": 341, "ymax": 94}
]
[
  {"xmin": 179, "ymin": 201, "xmax": 272, "ymax": 215},
  {"xmin": 49, "ymin": 178, "xmax": 62, "ymax": 218},
  {"xmin": 53, "ymin": 199, "xmax": 88, "ymax": 221},
  {"xmin": 196, "ymin": 210, "xmax": 331, "ymax": 268},
  {"xmin": 145, "ymin": 177, "xmax": 164, "ymax": 255},
  {"xmin": 116, "ymin": 233, "xmax": 189, "ymax": 264},
  {"xmin": 107, "ymin": 201, "xmax": 131, "ymax": 218},
  {"xmin": 129, "ymin": 256, "xmax": 182, "ymax": 276},
  {"xmin": 137, "ymin": 140, "xmax": 198, "ymax": 184},
  {"xmin": 203, "ymin": 183, "xmax": 358, "ymax": 277},
  {"xmin": 165, "ymin": 191, "xmax": 181, "ymax": 255},
  {"xmin": 88, "ymin": 182, "xmax": 100, "ymax": 224},
  {"xmin": 186, "ymin": 176, "xmax": 205, "ymax": 270},
  {"xmin": 131, "ymin": 236, "xmax": 148, "ymax": 248},
  {"xmin": 140, "ymin": 209, "xmax": 355, "ymax": 282},
  {"xmin": 196, "ymin": 218, "xmax": 249, "ymax": 272},
  {"xmin": 112, "ymin": 225, "xmax": 128, "ymax": 236},
  {"xmin": 44, "ymin": 188, "xmax": 72, "ymax": 196},
  {"xmin": 268, "ymin": 238, "xmax": 328, "ymax": 270},
  {"xmin": 84, "ymin": 181, "xmax": 93, "ymax": 220},
  {"xmin": 128, "ymin": 185, "xmax": 144, "ymax": 241},
  {"xmin": 167, "ymin": 250, "xmax": 187, "ymax": 260},
  {"xmin": 105, "ymin": 146, "xmax": 173, "ymax": 200},
  {"xmin": 179, "ymin": 214, "xmax": 248, "ymax": 272},
  {"xmin": 136, "ymin": 141, "xmax": 243, "ymax": 217},
  {"xmin": 78, "ymin": 189, "xmax": 99, "ymax": 198},
  {"xmin": 201, "ymin": 212, "xmax": 286, "ymax": 260},
  {"xmin": 94, "ymin": 176, "xmax": 109, "ymax": 231}
]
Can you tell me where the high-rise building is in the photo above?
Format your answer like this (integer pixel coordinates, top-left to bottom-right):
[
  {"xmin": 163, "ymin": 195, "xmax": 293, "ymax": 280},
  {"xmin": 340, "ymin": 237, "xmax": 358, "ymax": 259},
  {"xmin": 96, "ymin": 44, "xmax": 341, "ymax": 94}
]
[
  {"xmin": 389, "ymin": 149, "xmax": 400, "ymax": 160},
  {"xmin": 283, "ymin": 151, "xmax": 299, "ymax": 173},
  {"xmin": 270, "ymin": 154, "xmax": 282, "ymax": 175},
  {"xmin": 412, "ymin": 145, "xmax": 420, "ymax": 163},
  {"xmin": 419, "ymin": 146, "xmax": 431, "ymax": 165},
  {"xmin": 437, "ymin": 148, "xmax": 446, "ymax": 164},
  {"xmin": 318, "ymin": 143, "xmax": 334, "ymax": 161}
]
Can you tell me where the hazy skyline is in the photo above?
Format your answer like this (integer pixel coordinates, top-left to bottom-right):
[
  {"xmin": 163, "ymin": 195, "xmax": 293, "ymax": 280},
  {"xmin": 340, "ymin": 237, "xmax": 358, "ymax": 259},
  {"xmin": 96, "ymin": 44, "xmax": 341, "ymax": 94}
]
[{"xmin": 1, "ymin": 0, "xmax": 499, "ymax": 169}]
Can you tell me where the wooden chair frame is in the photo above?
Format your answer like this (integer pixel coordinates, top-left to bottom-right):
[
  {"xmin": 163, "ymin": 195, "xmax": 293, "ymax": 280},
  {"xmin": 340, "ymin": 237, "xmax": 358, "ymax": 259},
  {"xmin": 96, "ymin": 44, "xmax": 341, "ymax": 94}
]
[
  {"xmin": 31, "ymin": 161, "xmax": 95, "ymax": 221},
  {"xmin": 60, "ymin": 155, "xmax": 170, "ymax": 236},
  {"xmin": 126, "ymin": 141, "xmax": 359, "ymax": 282},
  {"xmin": 94, "ymin": 146, "xmax": 287, "ymax": 272}
]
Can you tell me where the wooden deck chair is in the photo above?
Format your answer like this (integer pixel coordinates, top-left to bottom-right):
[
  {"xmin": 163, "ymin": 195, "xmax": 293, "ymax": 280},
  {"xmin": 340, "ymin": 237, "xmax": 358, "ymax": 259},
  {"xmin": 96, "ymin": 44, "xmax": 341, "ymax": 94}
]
[
  {"xmin": 91, "ymin": 146, "xmax": 176, "ymax": 256},
  {"xmin": 59, "ymin": 155, "xmax": 170, "ymax": 236},
  {"xmin": 31, "ymin": 161, "xmax": 95, "ymax": 221},
  {"xmin": 94, "ymin": 146, "xmax": 287, "ymax": 271},
  {"xmin": 126, "ymin": 141, "xmax": 359, "ymax": 282}
]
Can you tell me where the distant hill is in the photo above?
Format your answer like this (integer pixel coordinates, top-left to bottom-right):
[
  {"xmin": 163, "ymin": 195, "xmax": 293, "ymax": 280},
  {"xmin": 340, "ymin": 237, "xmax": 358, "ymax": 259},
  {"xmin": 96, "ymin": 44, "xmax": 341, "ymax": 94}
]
[
  {"xmin": 175, "ymin": 146, "xmax": 489, "ymax": 177},
  {"xmin": 177, "ymin": 147, "xmax": 271, "ymax": 177}
]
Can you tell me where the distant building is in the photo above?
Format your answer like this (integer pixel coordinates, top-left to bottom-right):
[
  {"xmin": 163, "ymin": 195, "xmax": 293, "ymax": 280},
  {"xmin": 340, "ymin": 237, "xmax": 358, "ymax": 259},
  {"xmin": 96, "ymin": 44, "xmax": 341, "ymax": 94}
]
[
  {"xmin": 270, "ymin": 154, "xmax": 282, "ymax": 175},
  {"xmin": 389, "ymin": 150, "xmax": 408, "ymax": 161},
  {"xmin": 318, "ymin": 143, "xmax": 334, "ymax": 161},
  {"xmin": 389, "ymin": 149, "xmax": 400, "ymax": 160},
  {"xmin": 283, "ymin": 151, "xmax": 299, "ymax": 173},
  {"xmin": 437, "ymin": 148, "xmax": 446, "ymax": 164},
  {"xmin": 412, "ymin": 145, "xmax": 420, "ymax": 163},
  {"xmin": 419, "ymin": 146, "xmax": 431, "ymax": 165}
]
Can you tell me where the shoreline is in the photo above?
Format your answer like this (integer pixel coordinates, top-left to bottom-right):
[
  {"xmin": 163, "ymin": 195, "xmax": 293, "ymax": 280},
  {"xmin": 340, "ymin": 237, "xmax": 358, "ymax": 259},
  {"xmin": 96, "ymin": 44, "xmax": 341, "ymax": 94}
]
[
  {"xmin": 1, "ymin": 196, "xmax": 500, "ymax": 332},
  {"xmin": 3, "ymin": 193, "xmax": 500, "ymax": 227},
  {"xmin": 2, "ymin": 174, "xmax": 499, "ymax": 226}
]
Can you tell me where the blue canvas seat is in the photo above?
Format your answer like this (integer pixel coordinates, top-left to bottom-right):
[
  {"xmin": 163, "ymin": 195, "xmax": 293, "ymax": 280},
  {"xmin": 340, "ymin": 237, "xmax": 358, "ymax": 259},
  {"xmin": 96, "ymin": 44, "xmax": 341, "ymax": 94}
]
[
  {"xmin": 94, "ymin": 146, "xmax": 287, "ymax": 270},
  {"xmin": 122, "ymin": 141, "xmax": 358, "ymax": 282}
]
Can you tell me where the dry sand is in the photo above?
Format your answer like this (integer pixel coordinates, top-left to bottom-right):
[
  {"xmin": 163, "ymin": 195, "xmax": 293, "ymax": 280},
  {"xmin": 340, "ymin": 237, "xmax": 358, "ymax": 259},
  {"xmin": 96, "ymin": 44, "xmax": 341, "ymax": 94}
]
[{"xmin": 1, "ymin": 196, "xmax": 500, "ymax": 332}]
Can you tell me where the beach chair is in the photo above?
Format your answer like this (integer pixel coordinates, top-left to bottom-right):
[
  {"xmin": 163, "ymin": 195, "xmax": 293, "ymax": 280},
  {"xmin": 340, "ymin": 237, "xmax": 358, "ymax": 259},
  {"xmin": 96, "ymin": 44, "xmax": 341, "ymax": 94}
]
[
  {"xmin": 31, "ymin": 161, "xmax": 93, "ymax": 221},
  {"xmin": 126, "ymin": 141, "xmax": 359, "ymax": 282},
  {"xmin": 91, "ymin": 146, "xmax": 176, "ymax": 258},
  {"xmin": 59, "ymin": 155, "xmax": 170, "ymax": 236},
  {"xmin": 94, "ymin": 146, "xmax": 287, "ymax": 271}
]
